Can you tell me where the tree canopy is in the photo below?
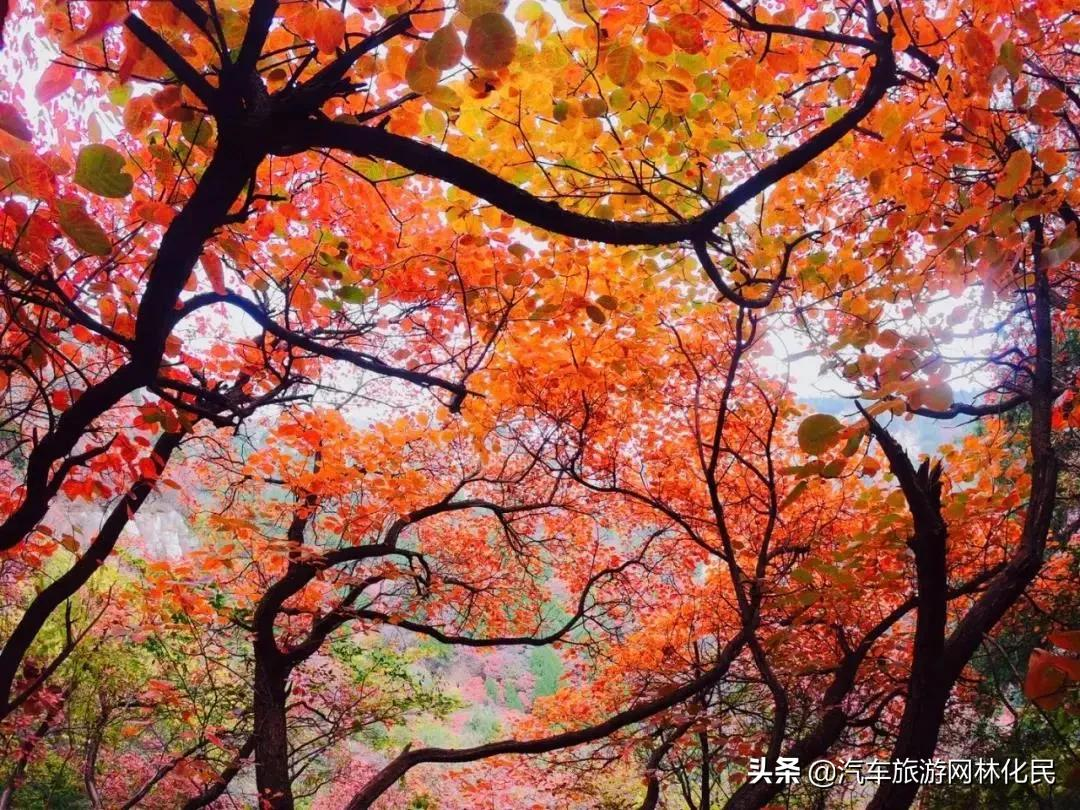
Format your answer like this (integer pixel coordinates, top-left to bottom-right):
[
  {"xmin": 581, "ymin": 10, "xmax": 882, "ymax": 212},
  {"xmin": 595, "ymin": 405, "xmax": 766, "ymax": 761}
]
[{"xmin": 0, "ymin": 0, "xmax": 1077, "ymax": 807}]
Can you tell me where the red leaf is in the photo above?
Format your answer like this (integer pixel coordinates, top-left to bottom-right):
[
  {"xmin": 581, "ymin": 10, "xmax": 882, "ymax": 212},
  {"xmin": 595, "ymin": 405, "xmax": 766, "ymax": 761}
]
[
  {"xmin": 0, "ymin": 102, "xmax": 32, "ymax": 141},
  {"xmin": 202, "ymin": 251, "xmax": 227, "ymax": 295},
  {"xmin": 1025, "ymin": 649, "xmax": 1080, "ymax": 710},
  {"xmin": 645, "ymin": 26, "xmax": 673, "ymax": 56},
  {"xmin": 138, "ymin": 457, "xmax": 160, "ymax": 479},
  {"xmin": 1049, "ymin": 631, "xmax": 1080, "ymax": 653},
  {"xmin": 35, "ymin": 63, "xmax": 76, "ymax": 104}
]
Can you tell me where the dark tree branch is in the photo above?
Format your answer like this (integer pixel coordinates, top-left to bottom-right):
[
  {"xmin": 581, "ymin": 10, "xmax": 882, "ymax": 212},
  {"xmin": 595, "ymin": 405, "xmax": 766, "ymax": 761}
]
[
  {"xmin": 180, "ymin": 292, "xmax": 469, "ymax": 409},
  {"xmin": 124, "ymin": 15, "xmax": 220, "ymax": 111},
  {"xmin": 344, "ymin": 633, "xmax": 749, "ymax": 809},
  {"xmin": 181, "ymin": 734, "xmax": 256, "ymax": 810},
  {"xmin": 279, "ymin": 46, "xmax": 897, "ymax": 250}
]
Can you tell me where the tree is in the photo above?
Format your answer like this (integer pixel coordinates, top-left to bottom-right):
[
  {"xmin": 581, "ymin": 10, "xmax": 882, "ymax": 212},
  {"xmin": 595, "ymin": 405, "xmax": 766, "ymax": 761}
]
[{"xmin": 0, "ymin": 0, "xmax": 1077, "ymax": 808}]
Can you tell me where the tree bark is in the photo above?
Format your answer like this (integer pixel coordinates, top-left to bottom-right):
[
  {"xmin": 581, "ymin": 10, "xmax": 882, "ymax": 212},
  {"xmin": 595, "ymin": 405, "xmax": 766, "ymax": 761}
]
[
  {"xmin": 253, "ymin": 652, "xmax": 293, "ymax": 810},
  {"xmin": 865, "ymin": 217, "xmax": 1058, "ymax": 810}
]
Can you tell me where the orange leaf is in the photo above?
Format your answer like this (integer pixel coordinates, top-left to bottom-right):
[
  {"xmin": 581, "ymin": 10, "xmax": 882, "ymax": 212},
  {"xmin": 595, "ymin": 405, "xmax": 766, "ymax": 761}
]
[
  {"xmin": 313, "ymin": 7, "xmax": 345, "ymax": 54},
  {"xmin": 606, "ymin": 45, "xmax": 642, "ymax": 87},
  {"xmin": 666, "ymin": 14, "xmax": 704, "ymax": 54},
  {"xmin": 133, "ymin": 200, "xmax": 177, "ymax": 226},
  {"xmin": 1037, "ymin": 148, "xmax": 1068, "ymax": 175},
  {"xmin": 995, "ymin": 150, "xmax": 1032, "ymax": 198},
  {"xmin": 72, "ymin": 0, "xmax": 126, "ymax": 44},
  {"xmin": 962, "ymin": 29, "xmax": 996, "ymax": 70},
  {"xmin": 9, "ymin": 151, "xmax": 57, "ymax": 200},
  {"xmin": 123, "ymin": 96, "xmax": 156, "ymax": 135},
  {"xmin": 1036, "ymin": 87, "xmax": 1067, "ymax": 112},
  {"xmin": 35, "ymin": 63, "xmax": 76, "ymax": 104}
]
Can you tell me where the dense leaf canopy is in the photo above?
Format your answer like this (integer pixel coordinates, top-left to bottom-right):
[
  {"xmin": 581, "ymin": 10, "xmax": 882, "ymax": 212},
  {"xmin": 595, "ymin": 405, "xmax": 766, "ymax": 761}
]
[{"xmin": 0, "ymin": 0, "xmax": 1077, "ymax": 808}]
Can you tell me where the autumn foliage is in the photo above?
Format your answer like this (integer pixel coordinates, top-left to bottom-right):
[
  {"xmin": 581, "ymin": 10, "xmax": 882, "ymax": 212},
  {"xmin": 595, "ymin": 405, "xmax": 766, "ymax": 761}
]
[{"xmin": 0, "ymin": 0, "xmax": 1077, "ymax": 807}]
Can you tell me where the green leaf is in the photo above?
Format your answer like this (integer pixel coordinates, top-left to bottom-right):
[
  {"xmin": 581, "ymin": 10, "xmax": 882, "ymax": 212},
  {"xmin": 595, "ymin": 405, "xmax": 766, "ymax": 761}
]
[
  {"xmin": 406, "ymin": 48, "xmax": 439, "ymax": 94},
  {"xmin": 108, "ymin": 84, "xmax": 132, "ymax": 107},
  {"xmin": 336, "ymin": 285, "xmax": 368, "ymax": 304},
  {"xmin": 426, "ymin": 26, "xmax": 463, "ymax": 70},
  {"xmin": 58, "ymin": 200, "xmax": 111, "ymax": 256},
  {"xmin": 781, "ymin": 461, "xmax": 824, "ymax": 479},
  {"xmin": 531, "ymin": 303, "xmax": 559, "ymax": 320},
  {"xmin": 422, "ymin": 108, "xmax": 447, "ymax": 136},
  {"xmin": 840, "ymin": 431, "xmax": 864, "ymax": 458},
  {"xmin": 780, "ymin": 480, "xmax": 808, "ymax": 510},
  {"xmin": 73, "ymin": 145, "xmax": 133, "ymax": 198},
  {"xmin": 822, "ymin": 459, "xmax": 846, "ymax": 478},
  {"xmin": 797, "ymin": 413, "xmax": 842, "ymax": 456},
  {"xmin": 181, "ymin": 115, "xmax": 215, "ymax": 146},
  {"xmin": 791, "ymin": 567, "xmax": 814, "ymax": 585},
  {"xmin": 824, "ymin": 106, "xmax": 847, "ymax": 125},
  {"xmin": 998, "ymin": 41, "xmax": 1022, "ymax": 79}
]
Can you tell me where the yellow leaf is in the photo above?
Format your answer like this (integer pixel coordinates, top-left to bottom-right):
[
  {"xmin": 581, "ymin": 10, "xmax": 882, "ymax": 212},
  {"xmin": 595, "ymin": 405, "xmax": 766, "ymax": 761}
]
[
  {"xmin": 995, "ymin": 150, "xmax": 1032, "ymax": 198},
  {"xmin": 797, "ymin": 414, "xmax": 842, "ymax": 456},
  {"xmin": 606, "ymin": 46, "xmax": 642, "ymax": 87}
]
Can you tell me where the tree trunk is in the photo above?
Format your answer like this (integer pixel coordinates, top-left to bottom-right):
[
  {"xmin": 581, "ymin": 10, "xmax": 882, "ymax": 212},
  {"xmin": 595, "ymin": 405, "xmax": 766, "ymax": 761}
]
[
  {"xmin": 253, "ymin": 654, "xmax": 293, "ymax": 810},
  {"xmin": 864, "ymin": 217, "xmax": 1059, "ymax": 810}
]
